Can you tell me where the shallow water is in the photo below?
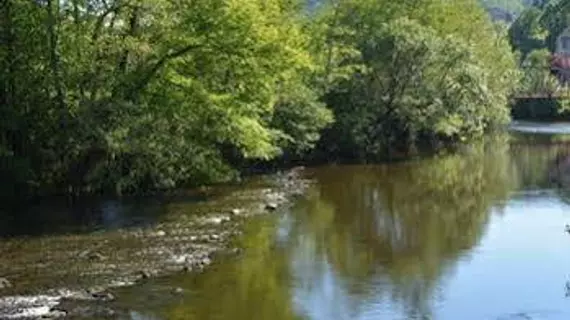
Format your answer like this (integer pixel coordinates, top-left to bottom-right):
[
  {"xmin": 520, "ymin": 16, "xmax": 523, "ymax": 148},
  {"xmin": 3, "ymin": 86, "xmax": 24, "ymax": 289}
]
[
  {"xmin": 107, "ymin": 131, "xmax": 570, "ymax": 320},
  {"xmin": 5, "ymin": 126, "xmax": 570, "ymax": 320},
  {"xmin": 0, "ymin": 177, "xmax": 290, "ymax": 300}
]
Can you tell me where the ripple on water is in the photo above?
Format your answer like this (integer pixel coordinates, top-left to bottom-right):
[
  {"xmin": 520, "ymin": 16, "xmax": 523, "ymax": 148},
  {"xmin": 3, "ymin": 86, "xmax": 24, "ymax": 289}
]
[
  {"xmin": 495, "ymin": 310, "xmax": 570, "ymax": 320},
  {"xmin": 509, "ymin": 121, "xmax": 570, "ymax": 135}
]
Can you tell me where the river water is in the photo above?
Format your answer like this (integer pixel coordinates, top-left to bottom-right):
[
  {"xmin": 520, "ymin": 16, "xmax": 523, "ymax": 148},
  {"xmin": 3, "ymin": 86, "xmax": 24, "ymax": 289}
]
[{"xmin": 4, "ymin": 127, "xmax": 570, "ymax": 319}]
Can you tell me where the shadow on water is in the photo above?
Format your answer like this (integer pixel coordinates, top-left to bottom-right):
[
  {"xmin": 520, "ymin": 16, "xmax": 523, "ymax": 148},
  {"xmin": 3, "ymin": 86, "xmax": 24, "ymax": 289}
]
[
  {"xmin": 0, "ymin": 198, "xmax": 165, "ymax": 238},
  {"xmin": 0, "ymin": 180, "xmax": 264, "ymax": 239}
]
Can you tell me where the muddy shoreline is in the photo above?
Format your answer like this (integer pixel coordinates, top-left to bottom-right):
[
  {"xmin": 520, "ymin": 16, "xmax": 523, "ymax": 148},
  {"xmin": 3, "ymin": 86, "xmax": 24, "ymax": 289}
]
[{"xmin": 0, "ymin": 168, "xmax": 311, "ymax": 319}]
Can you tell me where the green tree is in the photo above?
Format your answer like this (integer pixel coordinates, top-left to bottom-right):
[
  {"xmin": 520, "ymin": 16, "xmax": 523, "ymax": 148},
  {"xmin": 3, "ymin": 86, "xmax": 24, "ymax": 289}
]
[
  {"xmin": 539, "ymin": 0, "xmax": 570, "ymax": 51},
  {"xmin": 0, "ymin": 0, "xmax": 333, "ymax": 196},
  {"xmin": 518, "ymin": 49, "xmax": 561, "ymax": 95},
  {"xmin": 316, "ymin": 0, "xmax": 520, "ymax": 160},
  {"xmin": 509, "ymin": 7, "xmax": 549, "ymax": 60}
]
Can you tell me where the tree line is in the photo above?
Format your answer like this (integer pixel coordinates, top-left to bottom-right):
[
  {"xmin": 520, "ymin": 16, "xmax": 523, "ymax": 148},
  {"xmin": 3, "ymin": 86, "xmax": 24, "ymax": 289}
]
[
  {"xmin": 507, "ymin": 0, "xmax": 570, "ymax": 97},
  {"xmin": 0, "ymin": 0, "xmax": 520, "ymax": 197}
]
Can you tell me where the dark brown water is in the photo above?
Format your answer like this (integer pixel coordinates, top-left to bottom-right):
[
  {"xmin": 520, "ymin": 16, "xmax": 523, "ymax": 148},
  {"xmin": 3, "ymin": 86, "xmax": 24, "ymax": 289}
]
[{"xmin": 5, "ymin": 129, "xmax": 570, "ymax": 319}]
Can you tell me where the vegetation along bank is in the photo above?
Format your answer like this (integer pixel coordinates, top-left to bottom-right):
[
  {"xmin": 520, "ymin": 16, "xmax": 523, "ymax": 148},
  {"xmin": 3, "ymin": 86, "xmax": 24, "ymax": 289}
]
[{"xmin": 5, "ymin": 0, "xmax": 570, "ymax": 197}]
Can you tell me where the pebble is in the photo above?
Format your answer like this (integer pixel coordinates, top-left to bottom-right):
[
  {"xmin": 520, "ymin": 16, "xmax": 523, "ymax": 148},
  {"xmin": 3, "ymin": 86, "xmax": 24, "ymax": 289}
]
[
  {"xmin": 231, "ymin": 208, "xmax": 243, "ymax": 215},
  {"xmin": 0, "ymin": 277, "xmax": 12, "ymax": 289},
  {"xmin": 90, "ymin": 291, "xmax": 115, "ymax": 301},
  {"xmin": 42, "ymin": 309, "xmax": 67, "ymax": 319},
  {"xmin": 292, "ymin": 189, "xmax": 304, "ymax": 196},
  {"xmin": 265, "ymin": 202, "xmax": 278, "ymax": 211},
  {"xmin": 156, "ymin": 230, "xmax": 166, "ymax": 237},
  {"xmin": 209, "ymin": 234, "xmax": 220, "ymax": 241},
  {"xmin": 138, "ymin": 270, "xmax": 152, "ymax": 279},
  {"xmin": 88, "ymin": 252, "xmax": 107, "ymax": 262},
  {"xmin": 202, "ymin": 216, "xmax": 221, "ymax": 224},
  {"xmin": 171, "ymin": 255, "xmax": 187, "ymax": 264}
]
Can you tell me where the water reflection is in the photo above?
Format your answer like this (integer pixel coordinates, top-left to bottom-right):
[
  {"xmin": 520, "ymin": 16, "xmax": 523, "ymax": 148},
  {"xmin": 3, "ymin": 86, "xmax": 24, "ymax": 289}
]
[
  {"xmin": 288, "ymin": 135, "xmax": 516, "ymax": 319},
  {"xmin": 93, "ymin": 133, "xmax": 570, "ymax": 319}
]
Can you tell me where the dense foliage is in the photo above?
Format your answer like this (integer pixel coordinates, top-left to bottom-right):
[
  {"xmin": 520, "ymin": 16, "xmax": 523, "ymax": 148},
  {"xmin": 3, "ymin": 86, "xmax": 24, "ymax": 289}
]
[
  {"xmin": 316, "ymin": 0, "xmax": 520, "ymax": 160},
  {"xmin": 0, "ymin": 0, "xmax": 334, "ymax": 196},
  {"xmin": 508, "ymin": 0, "xmax": 570, "ymax": 97},
  {"xmin": 1, "ymin": 0, "xmax": 520, "ymax": 196}
]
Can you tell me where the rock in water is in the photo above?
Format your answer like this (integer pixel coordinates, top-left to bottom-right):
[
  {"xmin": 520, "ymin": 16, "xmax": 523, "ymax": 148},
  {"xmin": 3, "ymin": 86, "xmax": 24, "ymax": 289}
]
[
  {"xmin": 201, "ymin": 257, "xmax": 212, "ymax": 266},
  {"xmin": 265, "ymin": 202, "xmax": 278, "ymax": 211},
  {"xmin": 209, "ymin": 217, "xmax": 223, "ymax": 224},
  {"xmin": 42, "ymin": 309, "xmax": 67, "ymax": 319},
  {"xmin": 0, "ymin": 277, "xmax": 12, "ymax": 289},
  {"xmin": 88, "ymin": 252, "xmax": 107, "ymax": 262},
  {"xmin": 90, "ymin": 291, "xmax": 115, "ymax": 301},
  {"xmin": 138, "ymin": 270, "xmax": 152, "ymax": 279}
]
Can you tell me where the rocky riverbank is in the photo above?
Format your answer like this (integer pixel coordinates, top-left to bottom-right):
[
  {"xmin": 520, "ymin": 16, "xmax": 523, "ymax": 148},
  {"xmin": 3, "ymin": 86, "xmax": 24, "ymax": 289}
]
[{"xmin": 0, "ymin": 168, "xmax": 311, "ymax": 319}]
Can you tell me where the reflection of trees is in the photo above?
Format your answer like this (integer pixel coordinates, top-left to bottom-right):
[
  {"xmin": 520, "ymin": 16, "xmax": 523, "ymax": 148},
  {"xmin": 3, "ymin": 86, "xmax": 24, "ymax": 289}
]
[
  {"xmin": 163, "ymin": 217, "xmax": 303, "ymax": 320},
  {"xmin": 510, "ymin": 133, "xmax": 570, "ymax": 205},
  {"xmin": 121, "ymin": 132, "xmax": 570, "ymax": 320},
  {"xmin": 510, "ymin": 133, "xmax": 570, "ymax": 190},
  {"xmin": 291, "ymin": 134, "xmax": 517, "ymax": 319}
]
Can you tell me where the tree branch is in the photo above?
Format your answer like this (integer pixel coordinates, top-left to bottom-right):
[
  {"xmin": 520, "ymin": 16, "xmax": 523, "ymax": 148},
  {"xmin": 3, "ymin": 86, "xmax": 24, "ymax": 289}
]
[
  {"xmin": 124, "ymin": 43, "xmax": 203, "ymax": 100},
  {"xmin": 92, "ymin": 2, "xmax": 127, "ymax": 41}
]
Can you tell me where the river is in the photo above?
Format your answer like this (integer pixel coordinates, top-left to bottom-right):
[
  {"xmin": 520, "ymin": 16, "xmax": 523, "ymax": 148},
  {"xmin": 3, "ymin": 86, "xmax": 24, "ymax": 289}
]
[{"xmin": 2, "ymin": 126, "xmax": 570, "ymax": 319}]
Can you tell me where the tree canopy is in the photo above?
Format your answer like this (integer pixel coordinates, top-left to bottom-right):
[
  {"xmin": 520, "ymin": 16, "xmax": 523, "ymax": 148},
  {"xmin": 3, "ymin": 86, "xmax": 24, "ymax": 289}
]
[
  {"xmin": 316, "ymin": 0, "xmax": 519, "ymax": 160},
  {"xmin": 0, "ymin": 0, "xmax": 520, "ymax": 196}
]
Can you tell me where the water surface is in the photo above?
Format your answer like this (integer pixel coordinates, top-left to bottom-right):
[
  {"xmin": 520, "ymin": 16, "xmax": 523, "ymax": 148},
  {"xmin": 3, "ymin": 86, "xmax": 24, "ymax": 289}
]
[
  {"xmin": 5, "ymin": 129, "xmax": 570, "ymax": 320},
  {"xmin": 96, "ymin": 131, "xmax": 570, "ymax": 320}
]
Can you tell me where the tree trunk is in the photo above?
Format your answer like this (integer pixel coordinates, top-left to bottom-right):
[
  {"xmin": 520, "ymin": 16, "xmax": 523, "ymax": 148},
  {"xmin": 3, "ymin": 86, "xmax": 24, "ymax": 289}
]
[
  {"xmin": 119, "ymin": 6, "xmax": 140, "ymax": 75},
  {"xmin": 46, "ymin": 0, "xmax": 66, "ymax": 120},
  {"xmin": 0, "ymin": 0, "xmax": 15, "ymax": 154}
]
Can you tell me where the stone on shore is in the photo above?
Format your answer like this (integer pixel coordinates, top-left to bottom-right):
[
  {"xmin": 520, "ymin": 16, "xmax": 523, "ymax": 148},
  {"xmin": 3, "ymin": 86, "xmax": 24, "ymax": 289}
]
[{"xmin": 0, "ymin": 278, "xmax": 12, "ymax": 290}]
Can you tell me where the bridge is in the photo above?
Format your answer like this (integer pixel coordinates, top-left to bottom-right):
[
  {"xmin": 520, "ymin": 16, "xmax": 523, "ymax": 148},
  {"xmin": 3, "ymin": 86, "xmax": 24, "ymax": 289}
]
[{"xmin": 511, "ymin": 65, "xmax": 570, "ymax": 121}]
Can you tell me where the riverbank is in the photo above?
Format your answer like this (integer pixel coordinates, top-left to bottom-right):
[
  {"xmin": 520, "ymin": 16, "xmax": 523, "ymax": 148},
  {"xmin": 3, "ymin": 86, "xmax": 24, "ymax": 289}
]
[
  {"xmin": 0, "ymin": 167, "xmax": 311, "ymax": 319},
  {"xmin": 33, "ymin": 131, "xmax": 570, "ymax": 320}
]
